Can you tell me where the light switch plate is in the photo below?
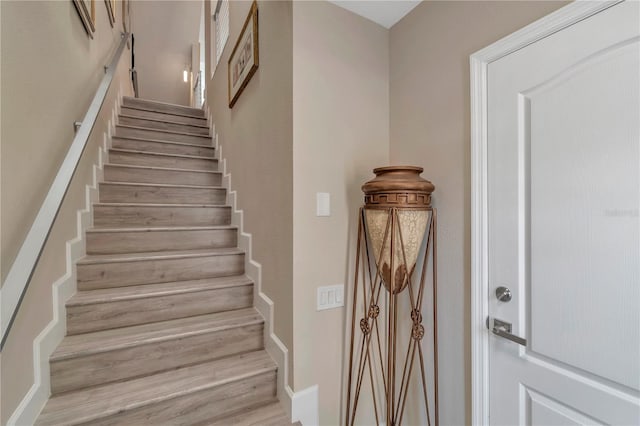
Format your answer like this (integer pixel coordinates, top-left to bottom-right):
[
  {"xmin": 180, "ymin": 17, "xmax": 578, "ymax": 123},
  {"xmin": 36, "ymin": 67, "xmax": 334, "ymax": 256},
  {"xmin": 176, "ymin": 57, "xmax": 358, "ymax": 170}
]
[
  {"xmin": 317, "ymin": 284, "xmax": 344, "ymax": 311},
  {"xmin": 316, "ymin": 192, "xmax": 330, "ymax": 216}
]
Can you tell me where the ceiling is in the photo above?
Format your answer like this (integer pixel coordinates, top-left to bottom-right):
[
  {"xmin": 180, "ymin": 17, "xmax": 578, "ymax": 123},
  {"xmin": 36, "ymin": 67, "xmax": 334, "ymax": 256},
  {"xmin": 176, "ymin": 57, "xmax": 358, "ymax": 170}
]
[{"xmin": 327, "ymin": 0, "xmax": 422, "ymax": 29}]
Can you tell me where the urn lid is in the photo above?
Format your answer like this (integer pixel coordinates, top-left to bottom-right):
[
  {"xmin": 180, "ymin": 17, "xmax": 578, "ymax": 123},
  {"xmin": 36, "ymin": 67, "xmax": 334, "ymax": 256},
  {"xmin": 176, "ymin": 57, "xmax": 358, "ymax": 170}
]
[{"xmin": 362, "ymin": 165, "xmax": 435, "ymax": 195}]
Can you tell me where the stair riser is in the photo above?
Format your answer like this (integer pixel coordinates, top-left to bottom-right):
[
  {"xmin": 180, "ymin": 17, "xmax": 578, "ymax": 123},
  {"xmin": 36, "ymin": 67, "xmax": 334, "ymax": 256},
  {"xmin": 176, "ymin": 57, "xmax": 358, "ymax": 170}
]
[
  {"xmin": 86, "ymin": 228, "xmax": 238, "ymax": 254},
  {"xmin": 209, "ymin": 403, "xmax": 290, "ymax": 426},
  {"xmin": 77, "ymin": 253, "xmax": 244, "ymax": 290},
  {"xmin": 99, "ymin": 183, "xmax": 226, "ymax": 205},
  {"xmin": 117, "ymin": 126, "xmax": 211, "ymax": 146},
  {"xmin": 112, "ymin": 137, "xmax": 215, "ymax": 157},
  {"xmin": 84, "ymin": 371, "xmax": 277, "ymax": 426},
  {"xmin": 104, "ymin": 165, "xmax": 222, "ymax": 186},
  {"xmin": 123, "ymin": 97, "xmax": 205, "ymax": 118},
  {"xmin": 93, "ymin": 205, "xmax": 231, "ymax": 228},
  {"xmin": 110, "ymin": 150, "xmax": 217, "ymax": 171},
  {"xmin": 119, "ymin": 116, "xmax": 210, "ymax": 135},
  {"xmin": 51, "ymin": 323, "xmax": 264, "ymax": 394},
  {"xmin": 67, "ymin": 284, "xmax": 253, "ymax": 334},
  {"xmin": 93, "ymin": 205, "xmax": 231, "ymax": 227},
  {"xmin": 77, "ymin": 253, "xmax": 245, "ymax": 290},
  {"xmin": 120, "ymin": 107, "xmax": 208, "ymax": 126}
]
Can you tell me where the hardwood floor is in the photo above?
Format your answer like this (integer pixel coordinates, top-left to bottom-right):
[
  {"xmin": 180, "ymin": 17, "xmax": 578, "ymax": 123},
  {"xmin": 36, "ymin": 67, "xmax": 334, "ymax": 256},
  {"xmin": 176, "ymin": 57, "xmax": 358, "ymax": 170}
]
[
  {"xmin": 104, "ymin": 164, "xmax": 222, "ymax": 186},
  {"xmin": 111, "ymin": 137, "xmax": 217, "ymax": 157},
  {"xmin": 109, "ymin": 148, "xmax": 219, "ymax": 170},
  {"xmin": 35, "ymin": 97, "xmax": 291, "ymax": 425}
]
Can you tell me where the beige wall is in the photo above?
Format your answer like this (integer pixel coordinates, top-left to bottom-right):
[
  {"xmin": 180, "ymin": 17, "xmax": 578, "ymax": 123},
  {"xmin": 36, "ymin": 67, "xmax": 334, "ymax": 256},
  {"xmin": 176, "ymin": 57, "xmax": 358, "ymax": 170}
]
[
  {"xmin": 131, "ymin": 0, "xmax": 201, "ymax": 106},
  {"xmin": 0, "ymin": 1, "xmax": 132, "ymax": 422},
  {"xmin": 292, "ymin": 2, "xmax": 389, "ymax": 424},
  {"xmin": 204, "ymin": 0, "xmax": 295, "ymax": 384},
  {"xmin": 389, "ymin": 1, "xmax": 568, "ymax": 424},
  {"xmin": 1, "ymin": 0, "xmax": 126, "ymax": 282}
]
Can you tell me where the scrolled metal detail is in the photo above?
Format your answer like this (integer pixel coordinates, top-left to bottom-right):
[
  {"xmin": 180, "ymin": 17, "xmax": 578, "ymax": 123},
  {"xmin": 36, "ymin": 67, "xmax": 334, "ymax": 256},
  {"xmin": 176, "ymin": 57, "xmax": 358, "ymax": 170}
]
[
  {"xmin": 368, "ymin": 304, "xmax": 380, "ymax": 319},
  {"xmin": 360, "ymin": 318, "xmax": 371, "ymax": 335},
  {"xmin": 411, "ymin": 309, "xmax": 422, "ymax": 324},
  {"xmin": 412, "ymin": 324, "xmax": 425, "ymax": 340}
]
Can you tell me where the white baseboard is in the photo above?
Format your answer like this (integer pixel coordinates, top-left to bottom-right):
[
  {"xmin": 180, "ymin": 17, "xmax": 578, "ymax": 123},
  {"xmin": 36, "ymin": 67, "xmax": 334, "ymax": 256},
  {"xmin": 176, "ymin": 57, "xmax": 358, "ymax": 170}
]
[
  {"xmin": 291, "ymin": 385, "xmax": 320, "ymax": 426},
  {"xmin": 207, "ymin": 114, "xmax": 319, "ymax": 424},
  {"xmin": 7, "ymin": 95, "xmax": 120, "ymax": 425}
]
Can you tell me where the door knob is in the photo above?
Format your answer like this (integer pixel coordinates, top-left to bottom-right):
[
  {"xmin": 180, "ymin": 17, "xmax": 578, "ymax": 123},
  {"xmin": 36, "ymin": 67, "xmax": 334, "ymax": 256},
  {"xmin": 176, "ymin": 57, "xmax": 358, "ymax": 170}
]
[{"xmin": 495, "ymin": 286, "xmax": 512, "ymax": 302}]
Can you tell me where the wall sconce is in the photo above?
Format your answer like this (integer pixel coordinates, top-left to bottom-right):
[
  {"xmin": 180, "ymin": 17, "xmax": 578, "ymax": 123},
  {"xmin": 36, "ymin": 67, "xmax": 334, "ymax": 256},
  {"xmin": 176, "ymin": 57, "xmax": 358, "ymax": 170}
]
[{"xmin": 345, "ymin": 166, "xmax": 438, "ymax": 426}]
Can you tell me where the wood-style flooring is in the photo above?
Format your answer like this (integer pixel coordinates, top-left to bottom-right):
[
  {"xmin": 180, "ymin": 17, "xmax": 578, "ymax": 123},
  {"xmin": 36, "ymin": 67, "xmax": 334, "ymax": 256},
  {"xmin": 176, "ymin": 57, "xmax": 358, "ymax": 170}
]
[{"xmin": 35, "ymin": 97, "xmax": 291, "ymax": 425}]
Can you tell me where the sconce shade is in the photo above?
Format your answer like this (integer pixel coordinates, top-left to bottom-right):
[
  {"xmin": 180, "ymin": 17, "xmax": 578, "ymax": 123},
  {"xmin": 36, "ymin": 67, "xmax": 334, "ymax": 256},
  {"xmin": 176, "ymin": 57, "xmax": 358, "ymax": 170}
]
[{"xmin": 362, "ymin": 166, "xmax": 435, "ymax": 294}]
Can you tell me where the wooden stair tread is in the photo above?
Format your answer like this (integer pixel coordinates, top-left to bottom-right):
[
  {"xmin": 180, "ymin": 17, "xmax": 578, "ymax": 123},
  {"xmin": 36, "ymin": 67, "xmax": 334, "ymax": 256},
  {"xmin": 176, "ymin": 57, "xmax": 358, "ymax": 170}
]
[
  {"xmin": 99, "ymin": 182, "xmax": 226, "ymax": 205},
  {"xmin": 104, "ymin": 163, "xmax": 221, "ymax": 174},
  {"xmin": 112, "ymin": 135, "xmax": 214, "ymax": 149},
  {"xmin": 112, "ymin": 138, "xmax": 215, "ymax": 158},
  {"xmin": 92, "ymin": 203, "xmax": 232, "ymax": 228},
  {"xmin": 122, "ymin": 96, "xmax": 206, "ymax": 118},
  {"xmin": 119, "ymin": 113, "xmax": 210, "ymax": 129},
  {"xmin": 36, "ymin": 350, "xmax": 276, "ymax": 425},
  {"xmin": 68, "ymin": 275, "xmax": 253, "ymax": 306},
  {"xmin": 101, "ymin": 181, "xmax": 224, "ymax": 190},
  {"xmin": 120, "ymin": 107, "xmax": 209, "ymax": 127},
  {"xmin": 36, "ymin": 97, "xmax": 282, "ymax": 425},
  {"xmin": 109, "ymin": 148, "xmax": 216, "ymax": 161},
  {"xmin": 86, "ymin": 225, "xmax": 237, "ymax": 233},
  {"xmin": 116, "ymin": 124, "xmax": 212, "ymax": 139},
  {"xmin": 94, "ymin": 201, "xmax": 229, "ymax": 207},
  {"xmin": 209, "ymin": 401, "xmax": 293, "ymax": 426},
  {"xmin": 52, "ymin": 308, "xmax": 262, "ymax": 360},
  {"xmin": 77, "ymin": 247, "xmax": 244, "ymax": 265},
  {"xmin": 120, "ymin": 104, "xmax": 207, "ymax": 120}
]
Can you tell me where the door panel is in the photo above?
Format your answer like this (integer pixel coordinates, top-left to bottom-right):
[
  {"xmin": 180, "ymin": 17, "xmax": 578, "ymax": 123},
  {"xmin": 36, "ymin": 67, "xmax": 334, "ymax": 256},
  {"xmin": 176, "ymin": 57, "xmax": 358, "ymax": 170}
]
[
  {"xmin": 487, "ymin": 1, "xmax": 640, "ymax": 424},
  {"xmin": 527, "ymin": 39, "xmax": 639, "ymax": 391},
  {"xmin": 525, "ymin": 388, "xmax": 603, "ymax": 426}
]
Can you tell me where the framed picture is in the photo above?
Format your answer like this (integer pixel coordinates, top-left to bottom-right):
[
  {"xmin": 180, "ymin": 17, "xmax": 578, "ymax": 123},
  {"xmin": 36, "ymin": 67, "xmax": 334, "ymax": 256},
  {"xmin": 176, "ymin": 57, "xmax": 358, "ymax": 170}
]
[
  {"xmin": 73, "ymin": 0, "xmax": 95, "ymax": 38},
  {"xmin": 228, "ymin": 1, "xmax": 259, "ymax": 108},
  {"xmin": 122, "ymin": 0, "xmax": 130, "ymax": 33},
  {"xmin": 104, "ymin": 0, "xmax": 115, "ymax": 27}
]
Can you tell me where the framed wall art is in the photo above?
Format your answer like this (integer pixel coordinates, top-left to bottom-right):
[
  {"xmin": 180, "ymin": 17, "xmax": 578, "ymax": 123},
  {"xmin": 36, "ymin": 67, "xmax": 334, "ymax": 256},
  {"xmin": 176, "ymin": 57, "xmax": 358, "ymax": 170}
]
[
  {"xmin": 122, "ymin": 0, "xmax": 131, "ymax": 33},
  {"xmin": 73, "ymin": 0, "xmax": 95, "ymax": 38},
  {"xmin": 228, "ymin": 1, "xmax": 259, "ymax": 108},
  {"xmin": 104, "ymin": 0, "xmax": 115, "ymax": 27}
]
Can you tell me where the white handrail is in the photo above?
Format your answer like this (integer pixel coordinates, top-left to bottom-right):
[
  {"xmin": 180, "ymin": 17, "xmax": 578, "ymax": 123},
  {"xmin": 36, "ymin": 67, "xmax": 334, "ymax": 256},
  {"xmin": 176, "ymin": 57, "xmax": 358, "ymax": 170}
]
[{"xmin": 0, "ymin": 32, "xmax": 131, "ymax": 350}]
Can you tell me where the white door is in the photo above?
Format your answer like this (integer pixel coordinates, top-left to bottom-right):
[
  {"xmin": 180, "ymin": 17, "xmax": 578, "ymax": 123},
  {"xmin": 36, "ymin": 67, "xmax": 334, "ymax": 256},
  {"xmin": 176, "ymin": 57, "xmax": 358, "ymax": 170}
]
[{"xmin": 487, "ymin": 1, "xmax": 640, "ymax": 424}]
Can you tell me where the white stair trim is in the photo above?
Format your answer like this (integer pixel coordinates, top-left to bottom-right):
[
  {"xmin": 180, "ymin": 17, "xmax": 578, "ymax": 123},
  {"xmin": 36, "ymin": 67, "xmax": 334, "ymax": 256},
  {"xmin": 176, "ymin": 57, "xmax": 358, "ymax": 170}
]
[
  {"xmin": 206, "ymin": 105, "xmax": 317, "ymax": 422},
  {"xmin": 7, "ymin": 95, "xmax": 121, "ymax": 426}
]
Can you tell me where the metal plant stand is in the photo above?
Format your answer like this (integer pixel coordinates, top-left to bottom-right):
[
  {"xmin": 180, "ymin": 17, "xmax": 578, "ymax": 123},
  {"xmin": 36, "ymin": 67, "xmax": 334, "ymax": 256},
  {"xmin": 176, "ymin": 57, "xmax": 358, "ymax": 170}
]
[{"xmin": 345, "ymin": 166, "xmax": 438, "ymax": 426}]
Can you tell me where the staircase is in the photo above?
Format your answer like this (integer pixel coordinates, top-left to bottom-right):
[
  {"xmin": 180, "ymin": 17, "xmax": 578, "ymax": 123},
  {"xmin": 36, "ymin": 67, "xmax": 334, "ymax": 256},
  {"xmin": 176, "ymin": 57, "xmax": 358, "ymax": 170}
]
[{"xmin": 35, "ymin": 97, "xmax": 291, "ymax": 425}]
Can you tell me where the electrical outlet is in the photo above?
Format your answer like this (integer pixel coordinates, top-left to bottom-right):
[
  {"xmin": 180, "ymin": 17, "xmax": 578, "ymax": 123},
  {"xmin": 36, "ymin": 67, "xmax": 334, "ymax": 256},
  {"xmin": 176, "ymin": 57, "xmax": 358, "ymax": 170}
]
[{"xmin": 317, "ymin": 284, "xmax": 344, "ymax": 311}]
